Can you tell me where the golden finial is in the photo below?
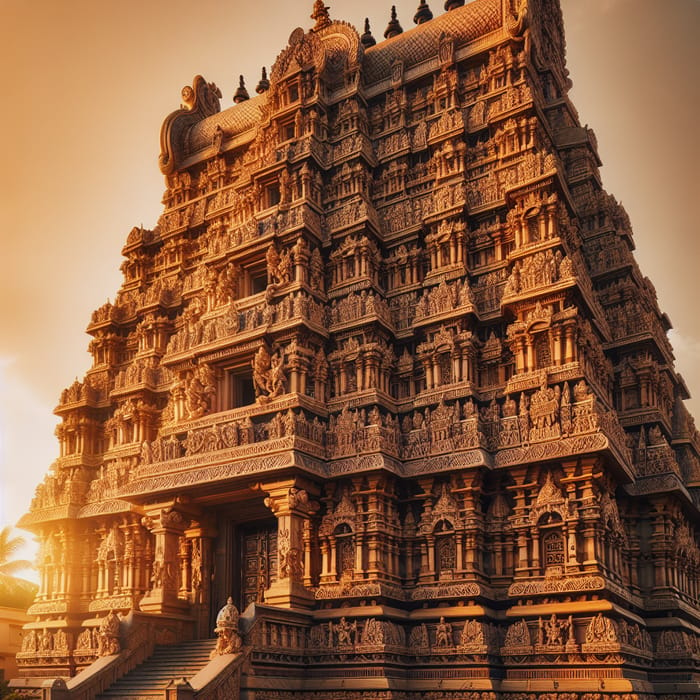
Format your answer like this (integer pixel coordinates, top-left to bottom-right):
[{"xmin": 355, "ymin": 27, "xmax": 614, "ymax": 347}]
[{"xmin": 311, "ymin": 0, "xmax": 331, "ymax": 31}]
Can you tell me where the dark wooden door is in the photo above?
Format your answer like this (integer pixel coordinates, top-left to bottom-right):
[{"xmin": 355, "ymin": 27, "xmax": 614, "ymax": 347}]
[{"xmin": 238, "ymin": 520, "xmax": 277, "ymax": 610}]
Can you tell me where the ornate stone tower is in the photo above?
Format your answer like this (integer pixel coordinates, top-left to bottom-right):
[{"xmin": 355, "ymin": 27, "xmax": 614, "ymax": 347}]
[{"xmin": 16, "ymin": 1, "xmax": 700, "ymax": 698}]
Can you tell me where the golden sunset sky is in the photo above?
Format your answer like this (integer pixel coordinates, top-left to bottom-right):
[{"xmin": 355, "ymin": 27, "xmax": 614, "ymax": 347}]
[{"xmin": 1, "ymin": 0, "xmax": 698, "ymax": 567}]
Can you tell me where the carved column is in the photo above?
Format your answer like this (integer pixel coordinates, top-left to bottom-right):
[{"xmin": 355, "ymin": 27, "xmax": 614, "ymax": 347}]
[
  {"xmin": 185, "ymin": 523, "xmax": 216, "ymax": 639},
  {"xmin": 140, "ymin": 506, "xmax": 191, "ymax": 614},
  {"xmin": 302, "ymin": 519, "xmax": 314, "ymax": 588},
  {"xmin": 531, "ymin": 527, "xmax": 540, "ymax": 570},
  {"xmin": 355, "ymin": 355, "xmax": 364, "ymax": 392},
  {"xmin": 564, "ymin": 324, "xmax": 575, "ymax": 364},
  {"xmin": 552, "ymin": 325, "xmax": 563, "ymax": 365},
  {"xmin": 525, "ymin": 337, "xmax": 534, "ymax": 372},
  {"xmin": 261, "ymin": 480, "xmax": 319, "ymax": 608}
]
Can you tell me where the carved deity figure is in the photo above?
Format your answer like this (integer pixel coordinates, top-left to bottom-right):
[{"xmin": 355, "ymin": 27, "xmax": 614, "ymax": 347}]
[
  {"xmin": 186, "ymin": 364, "xmax": 216, "ymax": 419},
  {"xmin": 39, "ymin": 628, "xmax": 52, "ymax": 652},
  {"xmin": 253, "ymin": 346, "xmax": 272, "ymax": 398},
  {"xmin": 268, "ymin": 350, "xmax": 287, "ymax": 397},
  {"xmin": 334, "ymin": 616, "xmax": 357, "ymax": 647},
  {"xmin": 97, "ymin": 610, "xmax": 121, "ymax": 657},
  {"xmin": 252, "ymin": 346, "xmax": 287, "ymax": 402},
  {"xmin": 434, "ymin": 616, "xmax": 453, "ymax": 648},
  {"xmin": 76, "ymin": 628, "xmax": 93, "ymax": 651},
  {"xmin": 22, "ymin": 629, "xmax": 38, "ymax": 652},
  {"xmin": 542, "ymin": 614, "xmax": 565, "ymax": 646}
]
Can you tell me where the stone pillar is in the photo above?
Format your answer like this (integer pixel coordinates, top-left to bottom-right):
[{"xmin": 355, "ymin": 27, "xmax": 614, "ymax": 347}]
[
  {"xmin": 456, "ymin": 532, "xmax": 465, "ymax": 572},
  {"xmin": 355, "ymin": 533, "xmax": 365, "ymax": 576},
  {"xmin": 452, "ymin": 354, "xmax": 461, "ymax": 383},
  {"xmin": 356, "ymin": 355, "xmax": 364, "ymax": 392},
  {"xmin": 514, "ymin": 337, "xmax": 525, "ymax": 374},
  {"xmin": 302, "ymin": 519, "xmax": 314, "ymax": 588},
  {"xmin": 427, "ymin": 535, "xmax": 436, "ymax": 579},
  {"xmin": 261, "ymin": 481, "xmax": 319, "ymax": 608},
  {"xmin": 552, "ymin": 325, "xmax": 563, "ymax": 365},
  {"xmin": 139, "ymin": 506, "xmax": 191, "ymax": 615},
  {"xmin": 423, "ymin": 359, "xmax": 433, "ymax": 390},
  {"xmin": 564, "ymin": 324, "xmax": 575, "ymax": 364},
  {"xmin": 531, "ymin": 528, "xmax": 540, "ymax": 570},
  {"xmin": 185, "ymin": 524, "xmax": 216, "ymax": 639},
  {"xmin": 525, "ymin": 338, "xmax": 534, "ymax": 372}
]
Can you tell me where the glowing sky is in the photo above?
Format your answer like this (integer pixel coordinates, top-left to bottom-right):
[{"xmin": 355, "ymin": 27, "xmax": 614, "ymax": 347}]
[{"xmin": 1, "ymin": 0, "xmax": 698, "ymax": 568}]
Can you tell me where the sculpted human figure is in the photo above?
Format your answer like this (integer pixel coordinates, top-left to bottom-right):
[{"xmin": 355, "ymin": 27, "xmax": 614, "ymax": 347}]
[
  {"xmin": 252, "ymin": 346, "xmax": 272, "ymax": 400},
  {"xmin": 22, "ymin": 629, "xmax": 38, "ymax": 652},
  {"xmin": 266, "ymin": 244, "xmax": 281, "ymax": 284},
  {"xmin": 97, "ymin": 610, "xmax": 121, "ymax": 656},
  {"xmin": 544, "ymin": 614, "xmax": 564, "ymax": 646},
  {"xmin": 186, "ymin": 364, "xmax": 215, "ymax": 419},
  {"xmin": 435, "ymin": 617, "xmax": 452, "ymax": 648},
  {"xmin": 39, "ymin": 628, "xmax": 52, "ymax": 652},
  {"xmin": 334, "ymin": 617, "xmax": 356, "ymax": 646},
  {"xmin": 277, "ymin": 249, "xmax": 292, "ymax": 284},
  {"xmin": 268, "ymin": 350, "xmax": 287, "ymax": 398}
]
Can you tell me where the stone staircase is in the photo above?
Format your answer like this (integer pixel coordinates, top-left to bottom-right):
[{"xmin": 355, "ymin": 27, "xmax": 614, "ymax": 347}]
[{"xmin": 96, "ymin": 638, "xmax": 217, "ymax": 699}]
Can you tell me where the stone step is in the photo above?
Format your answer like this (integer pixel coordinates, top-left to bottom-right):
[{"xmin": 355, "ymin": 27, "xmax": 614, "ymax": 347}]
[{"xmin": 96, "ymin": 639, "xmax": 217, "ymax": 700}]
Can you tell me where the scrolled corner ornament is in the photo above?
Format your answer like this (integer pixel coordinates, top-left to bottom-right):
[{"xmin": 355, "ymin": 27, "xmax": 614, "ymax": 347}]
[
  {"xmin": 159, "ymin": 75, "xmax": 222, "ymax": 175},
  {"xmin": 506, "ymin": 0, "xmax": 528, "ymax": 38},
  {"xmin": 211, "ymin": 596, "xmax": 242, "ymax": 657}
]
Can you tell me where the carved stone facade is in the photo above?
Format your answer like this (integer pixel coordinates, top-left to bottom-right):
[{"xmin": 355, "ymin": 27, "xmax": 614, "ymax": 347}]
[{"xmin": 15, "ymin": 1, "xmax": 700, "ymax": 698}]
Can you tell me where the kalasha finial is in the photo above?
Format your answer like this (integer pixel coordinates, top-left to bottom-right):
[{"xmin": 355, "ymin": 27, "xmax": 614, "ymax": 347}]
[
  {"xmin": 233, "ymin": 75, "xmax": 250, "ymax": 104},
  {"xmin": 311, "ymin": 0, "xmax": 331, "ymax": 31},
  {"xmin": 444, "ymin": 0, "xmax": 465, "ymax": 10},
  {"xmin": 361, "ymin": 17, "xmax": 376, "ymax": 48},
  {"xmin": 256, "ymin": 67, "xmax": 270, "ymax": 94},
  {"xmin": 384, "ymin": 5, "xmax": 403, "ymax": 39},
  {"xmin": 414, "ymin": 0, "xmax": 433, "ymax": 24}
]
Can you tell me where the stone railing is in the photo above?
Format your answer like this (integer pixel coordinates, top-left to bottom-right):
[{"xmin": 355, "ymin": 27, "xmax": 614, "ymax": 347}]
[
  {"xmin": 473, "ymin": 279, "xmax": 506, "ymax": 315},
  {"xmin": 327, "ymin": 424, "xmax": 400, "ymax": 459},
  {"xmin": 11, "ymin": 612, "xmax": 191, "ymax": 700},
  {"xmin": 170, "ymin": 653, "xmax": 244, "ymax": 700},
  {"xmin": 635, "ymin": 441, "xmax": 682, "ymax": 479}
]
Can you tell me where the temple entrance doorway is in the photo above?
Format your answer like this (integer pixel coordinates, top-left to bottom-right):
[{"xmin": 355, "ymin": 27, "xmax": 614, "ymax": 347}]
[{"xmin": 210, "ymin": 514, "xmax": 278, "ymax": 628}]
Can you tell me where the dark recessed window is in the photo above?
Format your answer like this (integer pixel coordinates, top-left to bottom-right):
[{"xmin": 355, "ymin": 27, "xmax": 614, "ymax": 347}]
[
  {"xmin": 230, "ymin": 370, "xmax": 255, "ymax": 408},
  {"xmin": 267, "ymin": 185, "xmax": 280, "ymax": 207},
  {"xmin": 250, "ymin": 271, "xmax": 267, "ymax": 295}
]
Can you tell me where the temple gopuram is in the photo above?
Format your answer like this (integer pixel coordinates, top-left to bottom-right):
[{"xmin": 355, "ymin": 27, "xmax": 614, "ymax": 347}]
[{"xmin": 13, "ymin": 1, "xmax": 700, "ymax": 699}]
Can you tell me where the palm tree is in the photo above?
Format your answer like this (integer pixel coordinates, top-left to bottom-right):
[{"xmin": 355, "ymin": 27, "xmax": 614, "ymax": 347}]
[
  {"xmin": 0, "ymin": 526, "xmax": 37, "ymax": 609},
  {"xmin": 0, "ymin": 527, "xmax": 32, "ymax": 577}
]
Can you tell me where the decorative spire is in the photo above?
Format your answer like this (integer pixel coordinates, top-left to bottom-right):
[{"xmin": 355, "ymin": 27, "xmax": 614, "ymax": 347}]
[
  {"xmin": 311, "ymin": 0, "xmax": 331, "ymax": 31},
  {"xmin": 444, "ymin": 0, "xmax": 465, "ymax": 10},
  {"xmin": 413, "ymin": 0, "xmax": 433, "ymax": 24},
  {"xmin": 255, "ymin": 67, "xmax": 270, "ymax": 94},
  {"xmin": 361, "ymin": 17, "xmax": 376, "ymax": 48},
  {"xmin": 384, "ymin": 5, "xmax": 403, "ymax": 39},
  {"xmin": 233, "ymin": 75, "xmax": 249, "ymax": 104}
]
